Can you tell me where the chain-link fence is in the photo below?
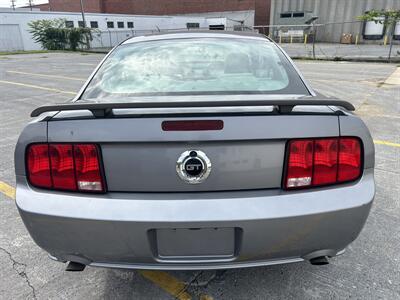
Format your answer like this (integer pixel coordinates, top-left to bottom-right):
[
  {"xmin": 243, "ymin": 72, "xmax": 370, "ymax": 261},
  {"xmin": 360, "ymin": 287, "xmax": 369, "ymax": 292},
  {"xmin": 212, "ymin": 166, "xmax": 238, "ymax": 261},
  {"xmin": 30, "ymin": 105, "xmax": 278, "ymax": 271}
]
[
  {"xmin": 84, "ymin": 22, "xmax": 400, "ymax": 61},
  {"xmin": 88, "ymin": 22, "xmax": 400, "ymax": 46},
  {"xmin": 256, "ymin": 21, "xmax": 369, "ymax": 44},
  {"xmin": 255, "ymin": 21, "xmax": 400, "ymax": 61},
  {"xmin": 90, "ymin": 29, "xmax": 156, "ymax": 49},
  {"xmin": 87, "ymin": 26, "xmax": 254, "ymax": 50}
]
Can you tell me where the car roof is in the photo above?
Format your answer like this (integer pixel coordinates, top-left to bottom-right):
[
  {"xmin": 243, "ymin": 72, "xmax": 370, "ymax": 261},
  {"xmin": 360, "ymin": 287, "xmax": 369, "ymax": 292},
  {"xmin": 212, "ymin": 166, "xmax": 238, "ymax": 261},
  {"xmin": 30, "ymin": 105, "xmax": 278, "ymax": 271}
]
[{"xmin": 122, "ymin": 30, "xmax": 271, "ymax": 45}]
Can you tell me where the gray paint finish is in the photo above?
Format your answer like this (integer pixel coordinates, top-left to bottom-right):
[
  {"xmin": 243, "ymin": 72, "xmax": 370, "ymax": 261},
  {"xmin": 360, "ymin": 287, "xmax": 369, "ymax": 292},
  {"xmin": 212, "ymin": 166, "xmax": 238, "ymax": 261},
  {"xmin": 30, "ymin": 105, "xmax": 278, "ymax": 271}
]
[
  {"xmin": 339, "ymin": 113, "xmax": 375, "ymax": 169},
  {"xmin": 102, "ymin": 141, "xmax": 285, "ymax": 191},
  {"xmin": 45, "ymin": 114, "xmax": 340, "ymax": 192},
  {"xmin": 46, "ymin": 115, "xmax": 339, "ymax": 143},
  {"xmin": 13, "ymin": 33, "xmax": 376, "ymax": 271},
  {"xmin": 16, "ymin": 170, "xmax": 374, "ymax": 268},
  {"xmin": 16, "ymin": 170, "xmax": 374, "ymax": 223},
  {"xmin": 14, "ymin": 119, "xmax": 48, "ymax": 176}
]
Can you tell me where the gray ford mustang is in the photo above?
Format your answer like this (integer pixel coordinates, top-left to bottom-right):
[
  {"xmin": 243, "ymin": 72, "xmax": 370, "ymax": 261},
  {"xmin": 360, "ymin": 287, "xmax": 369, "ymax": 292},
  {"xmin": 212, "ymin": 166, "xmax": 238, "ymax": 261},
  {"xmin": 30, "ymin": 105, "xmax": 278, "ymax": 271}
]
[{"xmin": 15, "ymin": 31, "xmax": 375, "ymax": 271}]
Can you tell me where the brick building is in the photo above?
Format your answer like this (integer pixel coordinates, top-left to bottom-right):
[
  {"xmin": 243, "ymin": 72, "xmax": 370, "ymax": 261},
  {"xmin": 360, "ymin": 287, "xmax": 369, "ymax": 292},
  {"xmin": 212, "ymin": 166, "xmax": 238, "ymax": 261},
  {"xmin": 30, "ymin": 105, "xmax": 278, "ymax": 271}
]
[{"xmin": 34, "ymin": 0, "xmax": 271, "ymax": 26}]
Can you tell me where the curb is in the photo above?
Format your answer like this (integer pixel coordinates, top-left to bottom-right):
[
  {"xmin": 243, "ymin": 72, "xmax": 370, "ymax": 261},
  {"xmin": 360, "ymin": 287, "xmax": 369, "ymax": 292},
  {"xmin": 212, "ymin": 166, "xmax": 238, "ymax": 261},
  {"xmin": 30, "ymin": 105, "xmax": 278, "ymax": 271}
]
[{"xmin": 290, "ymin": 56, "xmax": 400, "ymax": 63}]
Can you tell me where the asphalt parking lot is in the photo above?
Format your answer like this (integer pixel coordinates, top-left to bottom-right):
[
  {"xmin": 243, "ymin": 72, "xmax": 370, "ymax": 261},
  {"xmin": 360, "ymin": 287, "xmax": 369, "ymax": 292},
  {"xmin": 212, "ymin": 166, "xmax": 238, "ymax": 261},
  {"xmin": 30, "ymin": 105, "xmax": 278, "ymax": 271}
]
[{"xmin": 0, "ymin": 52, "xmax": 399, "ymax": 299}]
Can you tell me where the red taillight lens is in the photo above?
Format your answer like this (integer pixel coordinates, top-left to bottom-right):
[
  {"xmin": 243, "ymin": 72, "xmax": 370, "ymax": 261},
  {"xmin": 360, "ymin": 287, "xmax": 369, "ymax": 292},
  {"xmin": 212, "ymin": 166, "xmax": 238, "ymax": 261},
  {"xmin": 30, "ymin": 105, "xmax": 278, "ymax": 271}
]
[
  {"xmin": 27, "ymin": 144, "xmax": 51, "ymax": 188},
  {"xmin": 313, "ymin": 139, "xmax": 338, "ymax": 186},
  {"xmin": 26, "ymin": 143, "xmax": 105, "ymax": 193},
  {"xmin": 338, "ymin": 138, "xmax": 361, "ymax": 182},
  {"xmin": 49, "ymin": 144, "xmax": 76, "ymax": 190},
  {"xmin": 285, "ymin": 137, "xmax": 362, "ymax": 189},
  {"xmin": 286, "ymin": 140, "xmax": 314, "ymax": 188},
  {"xmin": 74, "ymin": 144, "xmax": 104, "ymax": 192}
]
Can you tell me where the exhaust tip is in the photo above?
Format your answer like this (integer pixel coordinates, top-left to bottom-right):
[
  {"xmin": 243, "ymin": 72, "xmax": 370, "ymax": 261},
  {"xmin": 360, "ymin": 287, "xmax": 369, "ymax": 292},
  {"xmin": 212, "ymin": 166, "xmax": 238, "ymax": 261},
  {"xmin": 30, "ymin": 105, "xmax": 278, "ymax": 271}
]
[
  {"xmin": 66, "ymin": 261, "xmax": 86, "ymax": 272},
  {"xmin": 309, "ymin": 256, "xmax": 329, "ymax": 266}
]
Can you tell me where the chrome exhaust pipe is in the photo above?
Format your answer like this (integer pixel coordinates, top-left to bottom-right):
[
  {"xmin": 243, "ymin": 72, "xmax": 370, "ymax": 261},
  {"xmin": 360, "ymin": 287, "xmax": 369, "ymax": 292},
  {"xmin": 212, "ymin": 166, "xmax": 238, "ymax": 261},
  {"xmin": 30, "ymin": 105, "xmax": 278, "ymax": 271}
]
[
  {"xmin": 65, "ymin": 261, "xmax": 86, "ymax": 272},
  {"xmin": 309, "ymin": 256, "xmax": 329, "ymax": 265}
]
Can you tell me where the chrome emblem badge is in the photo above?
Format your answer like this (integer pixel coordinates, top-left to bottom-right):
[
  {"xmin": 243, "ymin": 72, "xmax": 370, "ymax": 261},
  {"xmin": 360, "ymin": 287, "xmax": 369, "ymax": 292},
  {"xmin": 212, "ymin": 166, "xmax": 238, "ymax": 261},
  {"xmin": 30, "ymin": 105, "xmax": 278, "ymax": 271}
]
[{"xmin": 176, "ymin": 150, "xmax": 211, "ymax": 184}]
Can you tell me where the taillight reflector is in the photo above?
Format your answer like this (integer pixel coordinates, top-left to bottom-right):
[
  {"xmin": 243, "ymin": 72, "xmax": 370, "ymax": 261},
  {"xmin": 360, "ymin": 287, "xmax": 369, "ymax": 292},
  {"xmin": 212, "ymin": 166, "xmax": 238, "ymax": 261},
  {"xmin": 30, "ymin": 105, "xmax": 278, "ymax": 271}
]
[
  {"xmin": 285, "ymin": 137, "xmax": 362, "ymax": 189},
  {"xmin": 26, "ymin": 143, "xmax": 105, "ymax": 193}
]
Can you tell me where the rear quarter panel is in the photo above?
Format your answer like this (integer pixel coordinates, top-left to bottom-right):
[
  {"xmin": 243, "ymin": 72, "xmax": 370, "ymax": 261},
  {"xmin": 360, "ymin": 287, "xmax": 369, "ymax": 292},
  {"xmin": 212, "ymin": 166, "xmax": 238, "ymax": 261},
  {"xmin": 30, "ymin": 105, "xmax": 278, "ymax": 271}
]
[
  {"xmin": 14, "ymin": 117, "xmax": 48, "ymax": 177},
  {"xmin": 339, "ymin": 113, "xmax": 375, "ymax": 169}
]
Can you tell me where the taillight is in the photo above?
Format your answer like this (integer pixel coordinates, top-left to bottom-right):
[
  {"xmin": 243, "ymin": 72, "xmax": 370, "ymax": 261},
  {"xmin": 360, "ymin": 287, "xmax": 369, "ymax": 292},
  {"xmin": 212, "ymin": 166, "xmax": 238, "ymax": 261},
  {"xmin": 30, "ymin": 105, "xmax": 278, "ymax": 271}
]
[
  {"xmin": 285, "ymin": 140, "xmax": 313, "ymax": 188},
  {"xmin": 49, "ymin": 144, "xmax": 76, "ymax": 190},
  {"xmin": 74, "ymin": 144, "xmax": 103, "ymax": 192},
  {"xmin": 313, "ymin": 138, "xmax": 338, "ymax": 185},
  {"xmin": 27, "ymin": 144, "xmax": 51, "ymax": 188},
  {"xmin": 338, "ymin": 138, "xmax": 362, "ymax": 182},
  {"xmin": 26, "ymin": 143, "xmax": 105, "ymax": 193},
  {"xmin": 284, "ymin": 137, "xmax": 362, "ymax": 189}
]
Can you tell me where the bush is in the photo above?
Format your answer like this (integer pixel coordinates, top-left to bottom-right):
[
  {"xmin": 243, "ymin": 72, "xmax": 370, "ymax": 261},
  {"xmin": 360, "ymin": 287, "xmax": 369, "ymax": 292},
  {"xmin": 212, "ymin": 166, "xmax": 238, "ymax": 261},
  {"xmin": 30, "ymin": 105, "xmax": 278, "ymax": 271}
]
[{"xmin": 28, "ymin": 18, "xmax": 93, "ymax": 51}]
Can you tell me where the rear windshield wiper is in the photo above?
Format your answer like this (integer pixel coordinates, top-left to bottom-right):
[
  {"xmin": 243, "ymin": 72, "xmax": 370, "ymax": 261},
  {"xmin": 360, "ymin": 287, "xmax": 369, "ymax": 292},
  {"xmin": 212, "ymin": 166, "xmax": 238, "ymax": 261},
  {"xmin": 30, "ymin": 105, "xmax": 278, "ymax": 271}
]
[{"xmin": 31, "ymin": 99, "xmax": 355, "ymax": 118}]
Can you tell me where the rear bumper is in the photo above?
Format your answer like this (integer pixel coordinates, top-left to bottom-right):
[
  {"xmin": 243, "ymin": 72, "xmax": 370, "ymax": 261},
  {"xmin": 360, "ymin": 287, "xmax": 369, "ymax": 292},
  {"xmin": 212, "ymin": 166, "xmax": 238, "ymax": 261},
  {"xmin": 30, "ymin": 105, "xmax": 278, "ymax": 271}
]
[{"xmin": 16, "ymin": 170, "xmax": 375, "ymax": 270}]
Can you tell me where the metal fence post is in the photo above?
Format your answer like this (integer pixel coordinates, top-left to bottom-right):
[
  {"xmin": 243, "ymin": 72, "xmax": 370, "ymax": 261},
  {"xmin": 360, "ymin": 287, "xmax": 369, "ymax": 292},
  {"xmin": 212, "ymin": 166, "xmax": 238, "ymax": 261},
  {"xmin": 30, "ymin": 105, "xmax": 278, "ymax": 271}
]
[
  {"xmin": 388, "ymin": 23, "xmax": 395, "ymax": 63},
  {"xmin": 312, "ymin": 24, "xmax": 316, "ymax": 59},
  {"xmin": 108, "ymin": 30, "xmax": 112, "ymax": 48}
]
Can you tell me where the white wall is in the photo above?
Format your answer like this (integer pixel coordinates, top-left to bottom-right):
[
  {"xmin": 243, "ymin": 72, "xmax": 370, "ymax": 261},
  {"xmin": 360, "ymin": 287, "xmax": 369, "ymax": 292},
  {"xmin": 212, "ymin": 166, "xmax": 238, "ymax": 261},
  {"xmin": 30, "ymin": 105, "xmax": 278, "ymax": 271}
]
[
  {"xmin": 0, "ymin": 10, "xmax": 223, "ymax": 51},
  {"xmin": 178, "ymin": 10, "xmax": 255, "ymax": 29},
  {"xmin": 0, "ymin": 24, "xmax": 24, "ymax": 51}
]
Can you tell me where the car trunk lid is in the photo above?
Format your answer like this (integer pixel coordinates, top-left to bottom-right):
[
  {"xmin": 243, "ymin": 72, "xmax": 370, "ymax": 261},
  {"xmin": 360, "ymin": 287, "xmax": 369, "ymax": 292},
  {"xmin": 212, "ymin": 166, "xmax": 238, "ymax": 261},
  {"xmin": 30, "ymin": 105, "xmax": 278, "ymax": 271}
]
[{"xmin": 47, "ymin": 113, "xmax": 339, "ymax": 192}]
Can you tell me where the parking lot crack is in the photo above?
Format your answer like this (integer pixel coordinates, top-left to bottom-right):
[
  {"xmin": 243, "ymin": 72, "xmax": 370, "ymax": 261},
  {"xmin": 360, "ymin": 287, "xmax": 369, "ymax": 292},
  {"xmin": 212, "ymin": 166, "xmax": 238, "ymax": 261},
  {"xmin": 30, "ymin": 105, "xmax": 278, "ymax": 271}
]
[
  {"xmin": 176, "ymin": 271, "xmax": 203, "ymax": 299},
  {"xmin": 0, "ymin": 246, "xmax": 37, "ymax": 300}
]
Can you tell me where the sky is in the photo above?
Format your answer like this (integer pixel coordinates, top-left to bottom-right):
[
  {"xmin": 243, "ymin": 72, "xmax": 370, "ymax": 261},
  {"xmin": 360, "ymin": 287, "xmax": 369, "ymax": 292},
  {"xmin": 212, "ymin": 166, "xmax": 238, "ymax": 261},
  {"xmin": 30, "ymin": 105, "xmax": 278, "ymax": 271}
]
[{"xmin": 0, "ymin": 0, "xmax": 48, "ymax": 8}]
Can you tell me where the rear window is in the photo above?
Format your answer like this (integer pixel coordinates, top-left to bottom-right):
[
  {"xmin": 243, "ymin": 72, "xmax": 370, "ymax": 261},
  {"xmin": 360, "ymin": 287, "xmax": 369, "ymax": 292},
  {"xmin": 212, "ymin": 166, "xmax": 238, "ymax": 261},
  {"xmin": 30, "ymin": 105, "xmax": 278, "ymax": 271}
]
[{"xmin": 81, "ymin": 38, "xmax": 309, "ymax": 99}]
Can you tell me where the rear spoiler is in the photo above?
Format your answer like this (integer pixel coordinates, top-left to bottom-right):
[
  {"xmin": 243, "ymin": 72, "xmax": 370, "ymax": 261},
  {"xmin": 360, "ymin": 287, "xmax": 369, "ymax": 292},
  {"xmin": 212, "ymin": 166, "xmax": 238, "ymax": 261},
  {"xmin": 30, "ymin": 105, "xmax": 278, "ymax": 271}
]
[{"xmin": 31, "ymin": 99, "xmax": 355, "ymax": 118}]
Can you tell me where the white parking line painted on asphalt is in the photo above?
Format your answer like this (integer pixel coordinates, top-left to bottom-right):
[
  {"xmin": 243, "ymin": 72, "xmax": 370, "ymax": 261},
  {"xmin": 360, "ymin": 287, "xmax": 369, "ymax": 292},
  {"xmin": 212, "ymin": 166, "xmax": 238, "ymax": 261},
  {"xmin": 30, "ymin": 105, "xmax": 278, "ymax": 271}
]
[
  {"xmin": 76, "ymin": 62, "xmax": 98, "ymax": 66},
  {"xmin": 384, "ymin": 67, "xmax": 400, "ymax": 85},
  {"xmin": 7, "ymin": 71, "xmax": 86, "ymax": 81},
  {"xmin": 0, "ymin": 80, "xmax": 76, "ymax": 95}
]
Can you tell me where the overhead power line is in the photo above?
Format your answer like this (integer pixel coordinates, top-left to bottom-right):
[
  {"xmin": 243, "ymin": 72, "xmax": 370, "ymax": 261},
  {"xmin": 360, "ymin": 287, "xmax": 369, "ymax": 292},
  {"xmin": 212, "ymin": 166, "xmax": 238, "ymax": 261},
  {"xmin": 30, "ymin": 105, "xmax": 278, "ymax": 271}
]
[{"xmin": 10, "ymin": 0, "xmax": 16, "ymax": 10}]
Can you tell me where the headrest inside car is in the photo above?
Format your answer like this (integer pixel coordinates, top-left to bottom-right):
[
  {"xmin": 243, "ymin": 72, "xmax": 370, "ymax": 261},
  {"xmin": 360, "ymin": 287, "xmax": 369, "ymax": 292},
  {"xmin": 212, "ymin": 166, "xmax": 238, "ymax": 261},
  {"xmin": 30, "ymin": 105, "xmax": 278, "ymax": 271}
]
[{"xmin": 224, "ymin": 53, "xmax": 251, "ymax": 74}]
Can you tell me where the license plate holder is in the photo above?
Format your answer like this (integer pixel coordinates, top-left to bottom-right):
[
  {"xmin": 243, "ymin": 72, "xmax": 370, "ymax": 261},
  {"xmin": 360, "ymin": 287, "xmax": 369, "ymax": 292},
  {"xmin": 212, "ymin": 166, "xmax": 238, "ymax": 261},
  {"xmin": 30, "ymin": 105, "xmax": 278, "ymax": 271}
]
[{"xmin": 154, "ymin": 227, "xmax": 236, "ymax": 260}]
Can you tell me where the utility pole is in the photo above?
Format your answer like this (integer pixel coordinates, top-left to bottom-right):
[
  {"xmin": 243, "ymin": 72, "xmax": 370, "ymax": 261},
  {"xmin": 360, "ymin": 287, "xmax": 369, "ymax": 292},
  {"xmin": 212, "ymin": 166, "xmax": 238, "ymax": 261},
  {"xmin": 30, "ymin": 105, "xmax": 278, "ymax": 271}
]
[
  {"xmin": 79, "ymin": 0, "xmax": 90, "ymax": 50},
  {"xmin": 10, "ymin": 0, "xmax": 16, "ymax": 10},
  {"xmin": 79, "ymin": 0, "xmax": 86, "ymax": 28},
  {"xmin": 27, "ymin": 0, "xmax": 33, "ymax": 11}
]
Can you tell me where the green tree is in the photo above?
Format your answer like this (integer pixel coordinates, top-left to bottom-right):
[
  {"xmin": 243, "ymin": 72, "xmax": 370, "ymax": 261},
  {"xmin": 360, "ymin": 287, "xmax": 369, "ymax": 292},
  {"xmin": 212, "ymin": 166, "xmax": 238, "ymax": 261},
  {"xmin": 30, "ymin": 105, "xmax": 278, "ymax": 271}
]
[
  {"xmin": 358, "ymin": 10, "xmax": 400, "ymax": 62},
  {"xmin": 28, "ymin": 18, "xmax": 92, "ymax": 51}
]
